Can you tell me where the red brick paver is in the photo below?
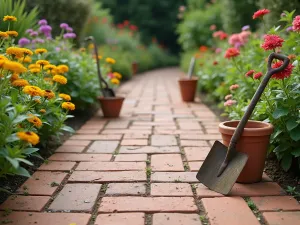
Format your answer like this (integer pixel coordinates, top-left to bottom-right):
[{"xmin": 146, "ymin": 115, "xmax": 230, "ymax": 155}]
[{"xmin": 1, "ymin": 68, "xmax": 299, "ymax": 224}]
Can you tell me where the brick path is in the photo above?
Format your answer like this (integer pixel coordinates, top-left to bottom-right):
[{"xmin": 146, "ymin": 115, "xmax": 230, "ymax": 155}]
[{"xmin": 1, "ymin": 68, "xmax": 299, "ymax": 225}]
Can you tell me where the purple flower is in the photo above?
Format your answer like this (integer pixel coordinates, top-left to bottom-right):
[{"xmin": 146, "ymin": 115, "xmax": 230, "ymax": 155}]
[
  {"xmin": 286, "ymin": 26, "xmax": 293, "ymax": 32},
  {"xmin": 281, "ymin": 13, "xmax": 286, "ymax": 18},
  {"xmin": 55, "ymin": 47, "xmax": 61, "ymax": 52},
  {"xmin": 60, "ymin": 23, "xmax": 69, "ymax": 29},
  {"xmin": 26, "ymin": 29, "xmax": 33, "ymax": 34},
  {"xmin": 63, "ymin": 33, "xmax": 76, "ymax": 39},
  {"xmin": 66, "ymin": 27, "xmax": 73, "ymax": 33},
  {"xmin": 18, "ymin": 37, "xmax": 30, "ymax": 47},
  {"xmin": 242, "ymin": 25, "xmax": 250, "ymax": 31},
  {"xmin": 30, "ymin": 31, "xmax": 39, "ymax": 37},
  {"xmin": 39, "ymin": 25, "xmax": 52, "ymax": 34},
  {"xmin": 32, "ymin": 38, "xmax": 45, "ymax": 44},
  {"xmin": 38, "ymin": 19, "xmax": 48, "ymax": 25}
]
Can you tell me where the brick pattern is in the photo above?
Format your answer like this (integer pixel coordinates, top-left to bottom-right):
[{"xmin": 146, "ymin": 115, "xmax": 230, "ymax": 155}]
[{"xmin": 1, "ymin": 68, "xmax": 299, "ymax": 225}]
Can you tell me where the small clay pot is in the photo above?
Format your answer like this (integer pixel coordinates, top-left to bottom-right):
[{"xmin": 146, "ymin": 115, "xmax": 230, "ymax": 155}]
[
  {"xmin": 98, "ymin": 96, "xmax": 124, "ymax": 118},
  {"xmin": 132, "ymin": 62, "xmax": 138, "ymax": 75},
  {"xmin": 178, "ymin": 77, "xmax": 198, "ymax": 102},
  {"xmin": 219, "ymin": 120, "xmax": 274, "ymax": 183}
]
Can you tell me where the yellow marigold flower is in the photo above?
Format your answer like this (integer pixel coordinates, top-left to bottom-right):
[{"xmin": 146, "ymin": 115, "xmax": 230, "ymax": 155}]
[
  {"xmin": 40, "ymin": 109, "xmax": 46, "ymax": 113},
  {"xmin": 22, "ymin": 48, "xmax": 33, "ymax": 56},
  {"xmin": 59, "ymin": 93, "xmax": 71, "ymax": 101},
  {"xmin": 43, "ymin": 89, "xmax": 55, "ymax": 99},
  {"xmin": 30, "ymin": 68, "xmax": 41, "ymax": 74},
  {"xmin": 44, "ymin": 64, "xmax": 56, "ymax": 70},
  {"xmin": 17, "ymin": 131, "xmax": 39, "ymax": 145},
  {"xmin": 20, "ymin": 56, "xmax": 32, "ymax": 63},
  {"xmin": 105, "ymin": 57, "xmax": 116, "ymax": 64},
  {"xmin": 35, "ymin": 48, "xmax": 47, "ymax": 55},
  {"xmin": 57, "ymin": 64, "xmax": 69, "ymax": 73},
  {"xmin": 23, "ymin": 85, "xmax": 43, "ymax": 97},
  {"xmin": 10, "ymin": 73, "xmax": 19, "ymax": 81},
  {"xmin": 110, "ymin": 78, "xmax": 120, "ymax": 85},
  {"xmin": 36, "ymin": 60, "xmax": 50, "ymax": 67},
  {"xmin": 0, "ymin": 31, "xmax": 9, "ymax": 38},
  {"xmin": 6, "ymin": 47, "xmax": 24, "ymax": 58},
  {"xmin": 53, "ymin": 75, "xmax": 67, "ymax": 84},
  {"xmin": 113, "ymin": 72, "xmax": 122, "ymax": 79},
  {"xmin": 27, "ymin": 114, "xmax": 42, "ymax": 128},
  {"xmin": 93, "ymin": 55, "xmax": 102, "ymax": 60},
  {"xmin": 3, "ymin": 16, "xmax": 17, "ymax": 22},
  {"xmin": 62, "ymin": 102, "xmax": 75, "ymax": 110},
  {"xmin": 3, "ymin": 61, "xmax": 27, "ymax": 73},
  {"xmin": 34, "ymin": 99, "xmax": 41, "ymax": 104},
  {"xmin": 6, "ymin": 30, "xmax": 18, "ymax": 37},
  {"xmin": 88, "ymin": 43, "xmax": 94, "ymax": 49},
  {"xmin": 28, "ymin": 64, "xmax": 38, "ymax": 69},
  {"xmin": 12, "ymin": 79, "xmax": 29, "ymax": 87},
  {"xmin": 0, "ymin": 55, "xmax": 8, "ymax": 61}
]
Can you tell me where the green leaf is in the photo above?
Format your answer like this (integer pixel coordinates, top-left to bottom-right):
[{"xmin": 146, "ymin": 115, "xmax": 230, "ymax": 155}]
[
  {"xmin": 5, "ymin": 133, "xmax": 19, "ymax": 143},
  {"xmin": 22, "ymin": 148, "xmax": 39, "ymax": 155},
  {"xmin": 12, "ymin": 115, "xmax": 29, "ymax": 124},
  {"xmin": 272, "ymin": 107, "xmax": 289, "ymax": 119},
  {"xmin": 0, "ymin": 188, "xmax": 11, "ymax": 194},
  {"xmin": 16, "ymin": 158, "xmax": 33, "ymax": 166},
  {"xmin": 290, "ymin": 126, "xmax": 300, "ymax": 141},
  {"xmin": 286, "ymin": 118, "xmax": 298, "ymax": 131},
  {"xmin": 61, "ymin": 126, "xmax": 75, "ymax": 133},
  {"xmin": 291, "ymin": 148, "xmax": 300, "ymax": 157},
  {"xmin": 5, "ymin": 156, "xmax": 19, "ymax": 169},
  {"xmin": 273, "ymin": 145, "xmax": 289, "ymax": 153},
  {"xmin": 14, "ymin": 167, "xmax": 30, "ymax": 177},
  {"xmin": 281, "ymin": 154, "xmax": 292, "ymax": 172}
]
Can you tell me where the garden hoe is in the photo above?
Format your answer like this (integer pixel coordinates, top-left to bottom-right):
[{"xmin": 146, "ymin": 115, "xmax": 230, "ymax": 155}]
[
  {"xmin": 84, "ymin": 36, "xmax": 115, "ymax": 97},
  {"xmin": 187, "ymin": 56, "xmax": 196, "ymax": 79},
  {"xmin": 196, "ymin": 53, "xmax": 290, "ymax": 195}
]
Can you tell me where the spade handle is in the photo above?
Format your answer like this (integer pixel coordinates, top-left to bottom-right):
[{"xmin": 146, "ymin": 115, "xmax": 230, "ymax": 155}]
[
  {"xmin": 187, "ymin": 57, "xmax": 196, "ymax": 79},
  {"xmin": 218, "ymin": 53, "xmax": 290, "ymax": 176}
]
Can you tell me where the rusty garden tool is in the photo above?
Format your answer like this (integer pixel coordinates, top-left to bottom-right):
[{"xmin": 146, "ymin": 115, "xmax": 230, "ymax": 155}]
[
  {"xmin": 187, "ymin": 56, "xmax": 196, "ymax": 79},
  {"xmin": 196, "ymin": 53, "xmax": 290, "ymax": 195},
  {"xmin": 84, "ymin": 36, "xmax": 115, "ymax": 97}
]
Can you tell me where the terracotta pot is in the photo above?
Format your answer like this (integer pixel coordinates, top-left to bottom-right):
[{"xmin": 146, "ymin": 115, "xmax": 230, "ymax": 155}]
[
  {"xmin": 178, "ymin": 77, "xmax": 198, "ymax": 102},
  {"xmin": 219, "ymin": 120, "xmax": 274, "ymax": 183},
  {"xmin": 132, "ymin": 62, "xmax": 138, "ymax": 75},
  {"xmin": 98, "ymin": 96, "xmax": 124, "ymax": 118}
]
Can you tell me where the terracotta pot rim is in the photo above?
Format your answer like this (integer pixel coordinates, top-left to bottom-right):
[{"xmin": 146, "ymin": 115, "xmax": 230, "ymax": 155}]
[
  {"xmin": 97, "ymin": 96, "xmax": 125, "ymax": 101},
  {"xmin": 178, "ymin": 77, "xmax": 198, "ymax": 81},
  {"xmin": 219, "ymin": 120, "xmax": 274, "ymax": 136}
]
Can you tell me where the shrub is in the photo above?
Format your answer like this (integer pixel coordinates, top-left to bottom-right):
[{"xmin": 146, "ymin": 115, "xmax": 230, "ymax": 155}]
[{"xmin": 0, "ymin": 0, "xmax": 38, "ymax": 40}]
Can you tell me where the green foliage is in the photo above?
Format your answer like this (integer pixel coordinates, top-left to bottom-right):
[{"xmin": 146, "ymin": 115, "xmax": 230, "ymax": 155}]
[
  {"xmin": 177, "ymin": 2, "xmax": 222, "ymax": 50},
  {"xmin": 221, "ymin": 0, "xmax": 258, "ymax": 33},
  {"xmin": 25, "ymin": 0, "xmax": 92, "ymax": 40},
  {"xmin": 258, "ymin": 0, "xmax": 300, "ymax": 30},
  {"xmin": 0, "ymin": 0, "xmax": 38, "ymax": 40}
]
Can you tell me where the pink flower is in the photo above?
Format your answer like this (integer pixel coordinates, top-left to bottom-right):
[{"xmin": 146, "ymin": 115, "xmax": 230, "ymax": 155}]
[
  {"xmin": 253, "ymin": 9, "xmax": 270, "ymax": 19},
  {"xmin": 271, "ymin": 61, "xmax": 294, "ymax": 80},
  {"xmin": 225, "ymin": 94, "xmax": 232, "ymax": 100},
  {"xmin": 213, "ymin": 31, "xmax": 228, "ymax": 40},
  {"xmin": 210, "ymin": 24, "xmax": 217, "ymax": 30},
  {"xmin": 224, "ymin": 99, "xmax": 237, "ymax": 107},
  {"xmin": 230, "ymin": 84, "xmax": 239, "ymax": 90},
  {"xmin": 292, "ymin": 15, "xmax": 300, "ymax": 32},
  {"xmin": 215, "ymin": 48, "xmax": 222, "ymax": 54},
  {"xmin": 245, "ymin": 70, "xmax": 255, "ymax": 77},
  {"xmin": 261, "ymin": 34, "xmax": 284, "ymax": 51},
  {"xmin": 253, "ymin": 72, "xmax": 263, "ymax": 79},
  {"xmin": 225, "ymin": 48, "xmax": 240, "ymax": 59},
  {"xmin": 179, "ymin": 6, "xmax": 186, "ymax": 12}
]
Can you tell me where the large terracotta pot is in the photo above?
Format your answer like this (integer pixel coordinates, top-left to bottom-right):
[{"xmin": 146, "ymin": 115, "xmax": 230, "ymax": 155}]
[
  {"xmin": 132, "ymin": 62, "xmax": 138, "ymax": 75},
  {"xmin": 98, "ymin": 96, "xmax": 124, "ymax": 118},
  {"xmin": 178, "ymin": 77, "xmax": 198, "ymax": 102},
  {"xmin": 219, "ymin": 120, "xmax": 274, "ymax": 183}
]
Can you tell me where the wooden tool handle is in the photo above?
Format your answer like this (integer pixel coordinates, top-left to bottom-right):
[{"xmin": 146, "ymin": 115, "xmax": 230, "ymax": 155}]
[
  {"xmin": 217, "ymin": 53, "xmax": 290, "ymax": 176},
  {"xmin": 187, "ymin": 57, "xmax": 196, "ymax": 79}
]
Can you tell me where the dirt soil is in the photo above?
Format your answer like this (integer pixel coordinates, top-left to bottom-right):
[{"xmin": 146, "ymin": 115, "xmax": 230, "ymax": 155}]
[{"xmin": 0, "ymin": 105, "xmax": 98, "ymax": 204}]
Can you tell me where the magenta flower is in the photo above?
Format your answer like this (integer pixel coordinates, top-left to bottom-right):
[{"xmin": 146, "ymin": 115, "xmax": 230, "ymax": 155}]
[
  {"xmin": 26, "ymin": 29, "xmax": 33, "ymax": 34},
  {"xmin": 32, "ymin": 38, "xmax": 45, "ymax": 44},
  {"xmin": 30, "ymin": 31, "xmax": 38, "ymax": 37},
  {"xmin": 18, "ymin": 38, "xmax": 30, "ymax": 47},
  {"xmin": 60, "ymin": 23, "xmax": 69, "ymax": 29},
  {"xmin": 63, "ymin": 33, "xmax": 76, "ymax": 39},
  {"xmin": 38, "ymin": 19, "xmax": 48, "ymax": 26},
  {"xmin": 66, "ymin": 27, "xmax": 73, "ymax": 33}
]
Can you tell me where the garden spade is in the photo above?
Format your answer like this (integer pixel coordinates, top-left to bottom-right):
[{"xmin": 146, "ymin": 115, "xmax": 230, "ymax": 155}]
[
  {"xmin": 187, "ymin": 56, "xmax": 196, "ymax": 79},
  {"xmin": 196, "ymin": 53, "xmax": 290, "ymax": 195},
  {"xmin": 84, "ymin": 36, "xmax": 115, "ymax": 97}
]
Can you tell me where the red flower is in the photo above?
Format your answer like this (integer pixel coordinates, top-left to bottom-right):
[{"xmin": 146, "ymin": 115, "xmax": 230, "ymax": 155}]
[
  {"xmin": 245, "ymin": 70, "xmax": 255, "ymax": 77},
  {"xmin": 292, "ymin": 15, "xmax": 300, "ymax": 32},
  {"xmin": 230, "ymin": 84, "xmax": 239, "ymax": 90},
  {"xmin": 199, "ymin": 45, "xmax": 208, "ymax": 52},
  {"xmin": 261, "ymin": 34, "xmax": 284, "ymax": 51},
  {"xmin": 117, "ymin": 24, "xmax": 124, "ymax": 29},
  {"xmin": 213, "ymin": 31, "xmax": 228, "ymax": 40},
  {"xmin": 253, "ymin": 72, "xmax": 263, "ymax": 79},
  {"xmin": 225, "ymin": 48, "xmax": 240, "ymax": 59},
  {"xmin": 129, "ymin": 25, "xmax": 138, "ymax": 31},
  {"xmin": 271, "ymin": 61, "xmax": 294, "ymax": 80},
  {"xmin": 123, "ymin": 20, "xmax": 130, "ymax": 26},
  {"xmin": 213, "ymin": 61, "xmax": 218, "ymax": 65},
  {"xmin": 253, "ymin": 9, "xmax": 270, "ymax": 19}
]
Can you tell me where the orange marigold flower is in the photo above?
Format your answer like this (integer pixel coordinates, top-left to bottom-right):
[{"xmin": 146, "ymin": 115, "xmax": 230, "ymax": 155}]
[
  {"xmin": 44, "ymin": 64, "xmax": 56, "ymax": 70},
  {"xmin": 224, "ymin": 48, "xmax": 240, "ymax": 59},
  {"xmin": 23, "ymin": 85, "xmax": 43, "ymax": 96},
  {"xmin": 62, "ymin": 102, "xmax": 75, "ymax": 110},
  {"xmin": 57, "ymin": 65, "xmax": 69, "ymax": 73},
  {"xmin": 6, "ymin": 30, "xmax": 18, "ymax": 37},
  {"xmin": 43, "ymin": 89, "xmax": 55, "ymax": 99},
  {"xmin": 110, "ymin": 78, "xmax": 120, "ymax": 85},
  {"xmin": 35, "ymin": 48, "xmax": 47, "ymax": 54},
  {"xmin": 105, "ymin": 57, "xmax": 116, "ymax": 64},
  {"xmin": 59, "ymin": 93, "xmax": 71, "ymax": 101},
  {"xmin": 17, "ymin": 131, "xmax": 39, "ymax": 145},
  {"xmin": 36, "ymin": 60, "xmax": 50, "ymax": 67},
  {"xmin": 53, "ymin": 75, "xmax": 67, "ymax": 84},
  {"xmin": 10, "ymin": 73, "xmax": 19, "ymax": 81},
  {"xmin": 12, "ymin": 79, "xmax": 29, "ymax": 87},
  {"xmin": 253, "ymin": 9, "xmax": 270, "ymax": 20},
  {"xmin": 21, "ymin": 56, "xmax": 32, "ymax": 63},
  {"xmin": 0, "ymin": 31, "xmax": 9, "ymax": 38},
  {"xmin": 113, "ymin": 72, "xmax": 122, "ymax": 79},
  {"xmin": 3, "ymin": 60, "xmax": 27, "ymax": 73},
  {"xmin": 30, "ymin": 68, "xmax": 41, "ymax": 74},
  {"xmin": 40, "ymin": 109, "xmax": 46, "ymax": 113},
  {"xmin": 27, "ymin": 114, "xmax": 42, "ymax": 128}
]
